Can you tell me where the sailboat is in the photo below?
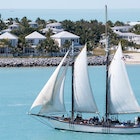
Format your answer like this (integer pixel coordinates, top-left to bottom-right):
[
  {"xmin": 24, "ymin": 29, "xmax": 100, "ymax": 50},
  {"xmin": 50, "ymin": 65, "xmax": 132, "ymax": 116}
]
[
  {"xmin": 29, "ymin": 6, "xmax": 140, "ymax": 134},
  {"xmin": 29, "ymin": 42, "xmax": 140, "ymax": 134}
]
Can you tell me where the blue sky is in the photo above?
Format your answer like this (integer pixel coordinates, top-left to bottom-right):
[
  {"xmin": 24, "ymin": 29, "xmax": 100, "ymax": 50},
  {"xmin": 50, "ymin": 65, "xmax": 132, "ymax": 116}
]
[{"xmin": 0, "ymin": 0, "xmax": 140, "ymax": 9}]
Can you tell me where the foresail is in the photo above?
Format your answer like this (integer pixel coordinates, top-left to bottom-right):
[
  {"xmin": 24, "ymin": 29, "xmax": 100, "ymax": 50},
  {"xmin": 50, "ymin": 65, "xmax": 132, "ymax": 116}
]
[
  {"xmin": 108, "ymin": 43, "xmax": 140, "ymax": 114},
  {"xmin": 30, "ymin": 51, "xmax": 69, "ymax": 114},
  {"xmin": 74, "ymin": 45, "xmax": 98, "ymax": 113}
]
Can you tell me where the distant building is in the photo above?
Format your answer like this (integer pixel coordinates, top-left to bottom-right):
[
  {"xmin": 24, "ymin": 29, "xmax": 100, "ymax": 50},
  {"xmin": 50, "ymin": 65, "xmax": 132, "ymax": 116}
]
[
  {"xmin": 1, "ymin": 22, "xmax": 19, "ymax": 34},
  {"xmin": 41, "ymin": 22, "xmax": 64, "ymax": 34},
  {"xmin": 0, "ymin": 32, "xmax": 18, "ymax": 56},
  {"xmin": 1, "ymin": 28, "xmax": 12, "ymax": 34},
  {"xmin": 111, "ymin": 26, "xmax": 133, "ymax": 33},
  {"xmin": 8, "ymin": 22, "xmax": 19, "ymax": 30},
  {"xmin": 25, "ymin": 31, "xmax": 46, "ymax": 46},
  {"xmin": 3, "ymin": 20, "xmax": 10, "ymax": 25},
  {"xmin": 0, "ymin": 32, "xmax": 18, "ymax": 47},
  {"xmin": 114, "ymin": 31, "xmax": 140, "ymax": 45},
  {"xmin": 29, "ymin": 22, "xmax": 38, "ymax": 28},
  {"xmin": 111, "ymin": 25, "xmax": 140, "ymax": 45},
  {"xmin": 51, "ymin": 31, "xmax": 80, "ymax": 47}
]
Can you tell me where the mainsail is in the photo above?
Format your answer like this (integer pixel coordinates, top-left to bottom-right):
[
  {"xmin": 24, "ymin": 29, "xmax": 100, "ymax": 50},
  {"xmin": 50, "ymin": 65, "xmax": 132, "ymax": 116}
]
[
  {"xmin": 108, "ymin": 43, "xmax": 140, "ymax": 114},
  {"xmin": 30, "ymin": 51, "xmax": 69, "ymax": 114},
  {"xmin": 73, "ymin": 45, "xmax": 98, "ymax": 113}
]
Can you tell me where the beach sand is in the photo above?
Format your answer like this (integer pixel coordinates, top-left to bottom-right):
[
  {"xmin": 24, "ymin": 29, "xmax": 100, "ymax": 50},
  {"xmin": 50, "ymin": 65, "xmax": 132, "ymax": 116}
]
[{"xmin": 124, "ymin": 53, "xmax": 140, "ymax": 64}]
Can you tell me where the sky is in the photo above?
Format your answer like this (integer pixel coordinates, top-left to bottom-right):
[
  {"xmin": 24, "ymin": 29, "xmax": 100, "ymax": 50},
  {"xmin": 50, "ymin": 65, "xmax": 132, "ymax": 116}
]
[{"xmin": 0, "ymin": 0, "xmax": 140, "ymax": 9}]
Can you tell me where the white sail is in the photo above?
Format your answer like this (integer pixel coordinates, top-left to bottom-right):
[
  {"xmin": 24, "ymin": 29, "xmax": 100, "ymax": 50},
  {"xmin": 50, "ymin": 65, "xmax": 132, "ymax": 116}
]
[
  {"xmin": 108, "ymin": 43, "xmax": 140, "ymax": 114},
  {"xmin": 30, "ymin": 51, "xmax": 69, "ymax": 114},
  {"xmin": 73, "ymin": 45, "xmax": 98, "ymax": 113}
]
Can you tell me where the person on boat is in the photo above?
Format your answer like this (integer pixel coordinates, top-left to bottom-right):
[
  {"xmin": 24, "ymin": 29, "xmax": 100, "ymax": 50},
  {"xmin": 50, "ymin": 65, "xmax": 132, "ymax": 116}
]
[
  {"xmin": 61, "ymin": 115, "xmax": 64, "ymax": 119},
  {"xmin": 75, "ymin": 113, "xmax": 83, "ymax": 122},
  {"xmin": 135, "ymin": 116, "xmax": 140, "ymax": 125},
  {"xmin": 137, "ymin": 116, "xmax": 140, "ymax": 123}
]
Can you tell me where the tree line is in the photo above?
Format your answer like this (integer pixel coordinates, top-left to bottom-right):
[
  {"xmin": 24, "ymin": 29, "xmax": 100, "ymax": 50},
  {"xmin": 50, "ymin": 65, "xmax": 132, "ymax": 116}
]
[{"xmin": 0, "ymin": 16, "xmax": 140, "ymax": 56}]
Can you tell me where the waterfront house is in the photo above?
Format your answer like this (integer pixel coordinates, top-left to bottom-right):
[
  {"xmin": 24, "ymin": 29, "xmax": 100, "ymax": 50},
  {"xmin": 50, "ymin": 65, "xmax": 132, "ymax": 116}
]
[
  {"xmin": 29, "ymin": 22, "xmax": 38, "ymax": 28},
  {"xmin": 8, "ymin": 22, "xmax": 19, "ymax": 30},
  {"xmin": 1, "ymin": 28, "xmax": 12, "ymax": 34},
  {"xmin": 111, "ymin": 26, "xmax": 133, "ymax": 33},
  {"xmin": 0, "ymin": 32, "xmax": 18, "ymax": 47},
  {"xmin": 41, "ymin": 22, "xmax": 64, "ymax": 34},
  {"xmin": 51, "ymin": 31, "xmax": 80, "ymax": 47},
  {"xmin": 25, "ymin": 31, "xmax": 46, "ymax": 55},
  {"xmin": 114, "ymin": 31, "xmax": 140, "ymax": 45},
  {"xmin": 1, "ymin": 22, "xmax": 19, "ymax": 34},
  {"xmin": 25, "ymin": 31, "xmax": 46, "ymax": 46},
  {"xmin": 0, "ymin": 32, "xmax": 18, "ymax": 56}
]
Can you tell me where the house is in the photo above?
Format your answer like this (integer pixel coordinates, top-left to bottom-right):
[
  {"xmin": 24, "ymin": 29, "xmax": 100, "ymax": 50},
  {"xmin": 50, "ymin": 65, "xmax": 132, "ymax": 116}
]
[
  {"xmin": 25, "ymin": 31, "xmax": 46, "ymax": 46},
  {"xmin": 51, "ymin": 31, "xmax": 80, "ymax": 47},
  {"xmin": 41, "ymin": 22, "xmax": 64, "ymax": 34},
  {"xmin": 8, "ymin": 22, "xmax": 19, "ymax": 30},
  {"xmin": 1, "ymin": 22, "xmax": 19, "ymax": 34},
  {"xmin": 0, "ymin": 32, "xmax": 18, "ymax": 47},
  {"xmin": 0, "ymin": 32, "xmax": 18, "ymax": 56},
  {"xmin": 1, "ymin": 28, "xmax": 12, "ymax": 34},
  {"xmin": 3, "ymin": 20, "xmax": 10, "ymax": 25},
  {"xmin": 114, "ymin": 31, "xmax": 140, "ymax": 45},
  {"xmin": 111, "ymin": 26, "xmax": 133, "ymax": 33},
  {"xmin": 29, "ymin": 22, "xmax": 38, "ymax": 28}
]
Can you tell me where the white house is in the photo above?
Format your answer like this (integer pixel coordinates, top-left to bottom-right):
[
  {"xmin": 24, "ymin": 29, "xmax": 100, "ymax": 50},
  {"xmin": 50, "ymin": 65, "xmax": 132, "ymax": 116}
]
[
  {"xmin": 41, "ymin": 22, "xmax": 64, "ymax": 34},
  {"xmin": 114, "ymin": 31, "xmax": 140, "ymax": 45},
  {"xmin": 51, "ymin": 31, "xmax": 80, "ymax": 47},
  {"xmin": 111, "ymin": 26, "xmax": 133, "ymax": 32},
  {"xmin": 8, "ymin": 22, "xmax": 19, "ymax": 30},
  {"xmin": 29, "ymin": 22, "xmax": 38, "ymax": 28},
  {"xmin": 0, "ymin": 32, "xmax": 18, "ymax": 47},
  {"xmin": 1, "ymin": 22, "xmax": 19, "ymax": 34},
  {"xmin": 1, "ymin": 28, "xmax": 12, "ymax": 34},
  {"xmin": 25, "ymin": 31, "xmax": 46, "ymax": 46}
]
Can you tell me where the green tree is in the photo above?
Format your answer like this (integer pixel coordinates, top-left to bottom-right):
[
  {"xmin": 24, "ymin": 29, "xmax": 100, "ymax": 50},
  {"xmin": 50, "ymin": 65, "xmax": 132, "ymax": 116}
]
[
  {"xmin": 114, "ymin": 21, "xmax": 124, "ymax": 26},
  {"xmin": 62, "ymin": 40, "xmax": 71, "ymax": 50},
  {"xmin": 36, "ymin": 17, "xmax": 46, "ymax": 29},
  {"xmin": 37, "ymin": 35, "xmax": 59, "ymax": 56},
  {"xmin": 0, "ymin": 19, "xmax": 7, "ymax": 30},
  {"xmin": 132, "ymin": 24, "xmax": 140, "ymax": 34}
]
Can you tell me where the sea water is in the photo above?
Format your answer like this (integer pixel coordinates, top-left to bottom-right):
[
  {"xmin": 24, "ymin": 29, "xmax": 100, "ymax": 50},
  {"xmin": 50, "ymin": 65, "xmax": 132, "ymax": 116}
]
[
  {"xmin": 0, "ymin": 9, "xmax": 140, "ymax": 22},
  {"xmin": 0, "ymin": 65, "xmax": 140, "ymax": 140}
]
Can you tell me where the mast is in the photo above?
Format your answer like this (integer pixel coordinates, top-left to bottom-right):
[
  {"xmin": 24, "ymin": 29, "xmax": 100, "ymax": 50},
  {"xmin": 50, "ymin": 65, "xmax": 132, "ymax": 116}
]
[
  {"xmin": 71, "ymin": 42, "xmax": 75, "ymax": 122},
  {"xmin": 105, "ymin": 5, "xmax": 109, "ymax": 121}
]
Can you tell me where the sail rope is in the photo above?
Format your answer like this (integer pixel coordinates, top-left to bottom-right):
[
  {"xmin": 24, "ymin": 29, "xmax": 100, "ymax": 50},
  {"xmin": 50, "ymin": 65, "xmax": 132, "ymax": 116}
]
[{"xmin": 30, "ymin": 115, "xmax": 54, "ymax": 128}]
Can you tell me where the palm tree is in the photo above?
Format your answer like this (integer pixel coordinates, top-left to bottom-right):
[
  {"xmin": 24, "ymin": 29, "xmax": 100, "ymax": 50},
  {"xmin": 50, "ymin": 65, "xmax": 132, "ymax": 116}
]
[
  {"xmin": 46, "ymin": 37, "xmax": 59, "ymax": 56},
  {"xmin": 36, "ymin": 17, "xmax": 46, "ymax": 29},
  {"xmin": 0, "ymin": 39, "xmax": 11, "ymax": 56}
]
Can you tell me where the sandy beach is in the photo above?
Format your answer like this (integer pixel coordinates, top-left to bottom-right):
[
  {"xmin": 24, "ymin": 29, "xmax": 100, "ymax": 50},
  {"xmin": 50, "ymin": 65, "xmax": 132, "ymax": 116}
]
[{"xmin": 124, "ymin": 53, "xmax": 140, "ymax": 64}]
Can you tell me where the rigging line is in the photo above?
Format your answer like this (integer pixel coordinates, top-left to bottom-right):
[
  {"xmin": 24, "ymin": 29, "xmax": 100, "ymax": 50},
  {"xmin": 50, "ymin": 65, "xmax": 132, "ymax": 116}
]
[{"xmin": 30, "ymin": 115, "xmax": 54, "ymax": 128}]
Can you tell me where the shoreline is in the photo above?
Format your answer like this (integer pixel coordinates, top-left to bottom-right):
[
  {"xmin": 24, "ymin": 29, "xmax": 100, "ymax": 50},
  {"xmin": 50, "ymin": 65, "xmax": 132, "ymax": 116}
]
[
  {"xmin": 0, "ymin": 56, "xmax": 107, "ymax": 67},
  {"xmin": 0, "ymin": 53, "xmax": 139, "ymax": 67},
  {"xmin": 124, "ymin": 53, "xmax": 140, "ymax": 64}
]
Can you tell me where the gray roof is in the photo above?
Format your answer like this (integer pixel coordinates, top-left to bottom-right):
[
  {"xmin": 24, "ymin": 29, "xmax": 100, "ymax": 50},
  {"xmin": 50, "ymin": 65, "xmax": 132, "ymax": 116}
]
[
  {"xmin": 46, "ymin": 22, "xmax": 62, "ymax": 27},
  {"xmin": 114, "ymin": 31, "xmax": 140, "ymax": 37},
  {"xmin": 111, "ymin": 26, "xmax": 132, "ymax": 30},
  {"xmin": 0, "ymin": 32, "xmax": 18, "ymax": 39},
  {"xmin": 25, "ymin": 31, "xmax": 46, "ymax": 39},
  {"xmin": 51, "ymin": 31, "xmax": 79, "ymax": 39}
]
